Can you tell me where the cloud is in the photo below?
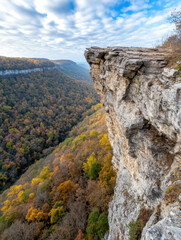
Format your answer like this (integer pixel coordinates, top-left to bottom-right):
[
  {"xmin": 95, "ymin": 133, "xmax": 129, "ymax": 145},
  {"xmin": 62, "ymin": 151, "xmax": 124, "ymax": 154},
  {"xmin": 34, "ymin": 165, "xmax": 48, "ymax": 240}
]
[
  {"xmin": 0, "ymin": 0, "xmax": 180, "ymax": 61},
  {"xmin": 34, "ymin": 0, "xmax": 75, "ymax": 16},
  {"xmin": 122, "ymin": 0, "xmax": 151, "ymax": 12}
]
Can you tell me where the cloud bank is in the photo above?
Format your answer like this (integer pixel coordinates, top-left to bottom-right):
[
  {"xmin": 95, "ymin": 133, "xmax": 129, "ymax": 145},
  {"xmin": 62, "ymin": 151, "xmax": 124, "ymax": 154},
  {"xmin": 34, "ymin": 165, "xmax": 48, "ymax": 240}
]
[{"xmin": 0, "ymin": 0, "xmax": 180, "ymax": 61}]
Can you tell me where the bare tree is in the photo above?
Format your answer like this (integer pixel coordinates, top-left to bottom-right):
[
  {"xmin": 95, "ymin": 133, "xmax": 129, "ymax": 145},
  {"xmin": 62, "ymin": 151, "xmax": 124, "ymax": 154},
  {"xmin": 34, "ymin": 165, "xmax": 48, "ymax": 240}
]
[{"xmin": 169, "ymin": 9, "xmax": 181, "ymax": 38}]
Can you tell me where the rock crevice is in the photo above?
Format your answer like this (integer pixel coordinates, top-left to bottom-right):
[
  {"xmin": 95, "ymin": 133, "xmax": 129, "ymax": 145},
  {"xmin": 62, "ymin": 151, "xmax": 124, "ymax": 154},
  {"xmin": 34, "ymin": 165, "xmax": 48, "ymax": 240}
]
[{"xmin": 85, "ymin": 47, "xmax": 181, "ymax": 240}]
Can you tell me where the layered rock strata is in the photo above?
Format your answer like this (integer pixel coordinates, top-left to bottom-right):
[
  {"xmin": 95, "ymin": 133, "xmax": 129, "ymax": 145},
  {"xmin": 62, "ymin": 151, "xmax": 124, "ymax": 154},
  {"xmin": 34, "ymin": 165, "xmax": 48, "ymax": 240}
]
[
  {"xmin": 85, "ymin": 47, "xmax": 181, "ymax": 240},
  {"xmin": 0, "ymin": 66, "xmax": 55, "ymax": 76}
]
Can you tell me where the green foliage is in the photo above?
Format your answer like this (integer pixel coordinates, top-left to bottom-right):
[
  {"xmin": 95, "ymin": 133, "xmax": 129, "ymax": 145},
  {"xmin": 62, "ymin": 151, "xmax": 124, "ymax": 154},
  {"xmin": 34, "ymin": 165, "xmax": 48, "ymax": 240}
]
[
  {"xmin": 86, "ymin": 209, "xmax": 109, "ymax": 240},
  {"xmin": 24, "ymin": 189, "xmax": 31, "ymax": 200},
  {"xmin": 6, "ymin": 140, "xmax": 12, "ymax": 151},
  {"xmin": 39, "ymin": 166, "xmax": 51, "ymax": 180},
  {"xmin": 0, "ymin": 210, "xmax": 17, "ymax": 235},
  {"xmin": 83, "ymin": 155, "xmax": 101, "ymax": 180},
  {"xmin": 128, "ymin": 219, "xmax": 144, "ymax": 240},
  {"xmin": 178, "ymin": 62, "xmax": 181, "ymax": 71},
  {"xmin": 88, "ymin": 162, "xmax": 101, "ymax": 180},
  {"xmin": 86, "ymin": 208, "xmax": 100, "ymax": 237},
  {"xmin": 49, "ymin": 202, "xmax": 66, "ymax": 224},
  {"xmin": 128, "ymin": 208, "xmax": 153, "ymax": 240},
  {"xmin": 62, "ymin": 137, "xmax": 74, "ymax": 147},
  {"xmin": 96, "ymin": 214, "xmax": 109, "ymax": 239},
  {"xmin": 48, "ymin": 131, "xmax": 54, "ymax": 141},
  {"xmin": 0, "ymin": 214, "xmax": 8, "ymax": 234},
  {"xmin": 177, "ymin": 62, "xmax": 181, "ymax": 77}
]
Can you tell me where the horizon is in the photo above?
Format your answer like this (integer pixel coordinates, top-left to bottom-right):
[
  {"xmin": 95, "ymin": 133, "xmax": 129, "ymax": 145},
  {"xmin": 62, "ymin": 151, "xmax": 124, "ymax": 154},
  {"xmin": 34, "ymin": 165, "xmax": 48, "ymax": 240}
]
[
  {"xmin": 0, "ymin": 0, "xmax": 180, "ymax": 62},
  {"xmin": 0, "ymin": 55, "xmax": 89, "ymax": 65}
]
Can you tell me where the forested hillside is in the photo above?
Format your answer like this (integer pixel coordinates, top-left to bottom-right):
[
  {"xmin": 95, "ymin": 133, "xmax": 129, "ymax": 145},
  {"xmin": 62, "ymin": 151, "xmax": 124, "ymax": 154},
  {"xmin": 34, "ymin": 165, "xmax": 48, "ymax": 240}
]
[
  {"xmin": 0, "ymin": 68, "xmax": 99, "ymax": 190},
  {"xmin": 0, "ymin": 57, "xmax": 54, "ymax": 70},
  {"xmin": 0, "ymin": 104, "xmax": 116, "ymax": 240},
  {"xmin": 53, "ymin": 60, "xmax": 92, "ymax": 83}
]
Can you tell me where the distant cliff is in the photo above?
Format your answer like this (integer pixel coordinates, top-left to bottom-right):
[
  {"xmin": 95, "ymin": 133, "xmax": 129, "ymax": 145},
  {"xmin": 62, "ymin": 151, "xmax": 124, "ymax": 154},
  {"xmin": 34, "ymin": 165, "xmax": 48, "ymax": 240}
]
[
  {"xmin": 85, "ymin": 47, "xmax": 181, "ymax": 240},
  {"xmin": 0, "ymin": 67, "xmax": 55, "ymax": 76},
  {"xmin": 53, "ymin": 60, "xmax": 92, "ymax": 83}
]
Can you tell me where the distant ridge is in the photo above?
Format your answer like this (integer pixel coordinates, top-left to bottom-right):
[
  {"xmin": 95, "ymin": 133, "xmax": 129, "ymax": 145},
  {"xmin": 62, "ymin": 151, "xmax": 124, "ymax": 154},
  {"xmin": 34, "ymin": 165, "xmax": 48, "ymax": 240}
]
[{"xmin": 53, "ymin": 59, "xmax": 92, "ymax": 83}]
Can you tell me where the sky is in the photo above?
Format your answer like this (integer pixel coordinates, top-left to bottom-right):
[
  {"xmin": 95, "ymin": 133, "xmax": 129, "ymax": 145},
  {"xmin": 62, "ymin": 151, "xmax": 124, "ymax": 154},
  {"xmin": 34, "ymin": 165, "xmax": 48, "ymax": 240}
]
[{"xmin": 0, "ymin": 0, "xmax": 180, "ymax": 62}]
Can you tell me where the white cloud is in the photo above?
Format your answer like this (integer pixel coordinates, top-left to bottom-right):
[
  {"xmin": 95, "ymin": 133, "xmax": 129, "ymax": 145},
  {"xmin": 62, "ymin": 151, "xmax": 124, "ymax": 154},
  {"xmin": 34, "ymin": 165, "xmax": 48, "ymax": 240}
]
[{"xmin": 0, "ymin": 0, "xmax": 180, "ymax": 61}]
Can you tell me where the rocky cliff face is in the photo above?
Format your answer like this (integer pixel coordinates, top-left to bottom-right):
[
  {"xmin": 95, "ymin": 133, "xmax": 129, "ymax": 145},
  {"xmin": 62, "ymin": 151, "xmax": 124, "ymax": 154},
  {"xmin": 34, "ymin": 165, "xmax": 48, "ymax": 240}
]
[
  {"xmin": 85, "ymin": 47, "xmax": 181, "ymax": 240},
  {"xmin": 0, "ymin": 66, "xmax": 55, "ymax": 76}
]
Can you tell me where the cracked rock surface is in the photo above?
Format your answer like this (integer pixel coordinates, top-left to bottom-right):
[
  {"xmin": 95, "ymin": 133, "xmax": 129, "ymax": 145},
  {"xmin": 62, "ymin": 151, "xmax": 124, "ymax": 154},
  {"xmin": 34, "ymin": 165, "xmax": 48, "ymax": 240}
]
[{"xmin": 85, "ymin": 47, "xmax": 181, "ymax": 240}]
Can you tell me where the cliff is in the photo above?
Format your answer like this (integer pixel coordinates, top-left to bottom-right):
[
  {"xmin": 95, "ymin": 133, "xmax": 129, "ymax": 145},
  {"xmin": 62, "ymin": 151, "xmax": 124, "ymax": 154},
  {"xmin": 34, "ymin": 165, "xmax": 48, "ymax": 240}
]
[
  {"xmin": 85, "ymin": 47, "xmax": 181, "ymax": 240},
  {"xmin": 0, "ymin": 66, "xmax": 55, "ymax": 76}
]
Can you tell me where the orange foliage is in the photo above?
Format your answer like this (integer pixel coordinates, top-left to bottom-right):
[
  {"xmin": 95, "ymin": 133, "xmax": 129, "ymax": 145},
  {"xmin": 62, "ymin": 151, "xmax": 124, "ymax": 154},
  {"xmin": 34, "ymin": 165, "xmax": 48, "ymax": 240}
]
[
  {"xmin": 57, "ymin": 180, "xmax": 77, "ymax": 202},
  {"xmin": 75, "ymin": 229, "xmax": 85, "ymax": 240},
  {"xmin": 26, "ymin": 207, "xmax": 48, "ymax": 222}
]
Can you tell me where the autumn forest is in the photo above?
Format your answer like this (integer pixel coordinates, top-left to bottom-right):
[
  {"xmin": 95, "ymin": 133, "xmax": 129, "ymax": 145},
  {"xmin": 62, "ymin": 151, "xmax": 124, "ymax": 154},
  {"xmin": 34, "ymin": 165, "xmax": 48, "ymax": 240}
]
[{"xmin": 0, "ymin": 56, "xmax": 115, "ymax": 240}]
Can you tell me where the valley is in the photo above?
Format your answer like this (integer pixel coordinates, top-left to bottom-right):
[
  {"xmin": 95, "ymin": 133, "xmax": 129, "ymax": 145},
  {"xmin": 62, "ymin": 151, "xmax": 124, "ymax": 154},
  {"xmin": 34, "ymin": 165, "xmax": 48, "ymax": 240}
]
[{"xmin": 0, "ymin": 57, "xmax": 99, "ymax": 192}]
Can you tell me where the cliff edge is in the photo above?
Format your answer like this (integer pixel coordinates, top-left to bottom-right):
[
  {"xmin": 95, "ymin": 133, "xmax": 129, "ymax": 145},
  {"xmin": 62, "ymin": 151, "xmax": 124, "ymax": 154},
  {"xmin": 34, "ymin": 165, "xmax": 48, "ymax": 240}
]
[{"xmin": 85, "ymin": 47, "xmax": 181, "ymax": 240}]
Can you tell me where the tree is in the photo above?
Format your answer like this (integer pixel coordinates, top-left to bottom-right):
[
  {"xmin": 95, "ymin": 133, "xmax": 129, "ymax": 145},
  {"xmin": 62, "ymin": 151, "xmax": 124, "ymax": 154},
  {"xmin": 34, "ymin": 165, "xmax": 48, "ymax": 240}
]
[
  {"xmin": 86, "ymin": 209, "xmax": 109, "ymax": 240},
  {"xmin": 86, "ymin": 208, "xmax": 100, "ymax": 238},
  {"xmin": 96, "ymin": 214, "xmax": 109, "ymax": 239},
  {"xmin": 170, "ymin": 9, "xmax": 181, "ymax": 38},
  {"xmin": 75, "ymin": 229, "xmax": 85, "ymax": 240},
  {"xmin": 162, "ymin": 9, "xmax": 181, "ymax": 60},
  {"xmin": 49, "ymin": 202, "xmax": 66, "ymax": 224},
  {"xmin": 57, "ymin": 180, "xmax": 76, "ymax": 202},
  {"xmin": 83, "ymin": 155, "xmax": 101, "ymax": 180}
]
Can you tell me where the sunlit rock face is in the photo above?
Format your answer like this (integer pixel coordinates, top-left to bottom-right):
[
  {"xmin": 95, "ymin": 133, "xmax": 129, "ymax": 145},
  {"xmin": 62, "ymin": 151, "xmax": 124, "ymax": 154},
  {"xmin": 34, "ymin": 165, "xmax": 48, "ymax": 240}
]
[
  {"xmin": 0, "ymin": 67, "xmax": 55, "ymax": 76},
  {"xmin": 85, "ymin": 47, "xmax": 181, "ymax": 240}
]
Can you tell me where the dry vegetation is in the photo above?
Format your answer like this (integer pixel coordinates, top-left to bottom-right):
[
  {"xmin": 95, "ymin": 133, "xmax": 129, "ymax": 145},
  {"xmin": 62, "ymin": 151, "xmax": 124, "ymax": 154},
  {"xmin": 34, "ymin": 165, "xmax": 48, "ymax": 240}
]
[{"xmin": 159, "ymin": 9, "xmax": 181, "ymax": 65}]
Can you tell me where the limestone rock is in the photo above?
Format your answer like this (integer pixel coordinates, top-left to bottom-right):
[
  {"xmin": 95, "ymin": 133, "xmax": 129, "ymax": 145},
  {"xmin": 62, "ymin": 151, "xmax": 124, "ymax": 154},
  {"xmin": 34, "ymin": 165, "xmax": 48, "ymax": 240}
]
[
  {"xmin": 0, "ymin": 66, "xmax": 55, "ymax": 76},
  {"xmin": 85, "ymin": 47, "xmax": 181, "ymax": 240}
]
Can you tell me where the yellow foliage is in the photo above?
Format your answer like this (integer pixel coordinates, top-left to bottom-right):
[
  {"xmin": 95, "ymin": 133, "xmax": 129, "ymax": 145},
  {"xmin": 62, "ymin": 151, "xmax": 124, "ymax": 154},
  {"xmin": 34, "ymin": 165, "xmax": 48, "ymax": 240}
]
[
  {"xmin": 26, "ymin": 207, "xmax": 48, "ymax": 222},
  {"xmin": 99, "ymin": 162, "xmax": 116, "ymax": 192},
  {"xmin": 26, "ymin": 207, "xmax": 38, "ymax": 222},
  {"xmin": 32, "ymin": 177, "xmax": 41, "ymax": 186},
  {"xmin": 1, "ymin": 205, "xmax": 8, "ymax": 212},
  {"xmin": 90, "ymin": 130, "xmax": 97, "ymax": 136},
  {"xmin": 7, "ymin": 191, "xmax": 14, "ymax": 197},
  {"xmin": 4, "ymin": 200, "xmax": 10, "ymax": 206},
  {"xmin": 83, "ymin": 155, "xmax": 97, "ymax": 174},
  {"xmin": 36, "ymin": 211, "xmax": 48, "ymax": 221},
  {"xmin": 1, "ymin": 200, "xmax": 10, "ymax": 213},
  {"xmin": 99, "ymin": 134, "xmax": 111, "ymax": 149},
  {"xmin": 18, "ymin": 191, "xmax": 25, "ymax": 202},
  {"xmin": 14, "ymin": 185, "xmax": 22, "ymax": 191},
  {"xmin": 29, "ymin": 193, "xmax": 35, "ymax": 199},
  {"xmin": 65, "ymin": 153, "xmax": 73, "ymax": 159},
  {"xmin": 39, "ymin": 165, "xmax": 52, "ymax": 180},
  {"xmin": 9, "ymin": 185, "xmax": 23, "ymax": 196}
]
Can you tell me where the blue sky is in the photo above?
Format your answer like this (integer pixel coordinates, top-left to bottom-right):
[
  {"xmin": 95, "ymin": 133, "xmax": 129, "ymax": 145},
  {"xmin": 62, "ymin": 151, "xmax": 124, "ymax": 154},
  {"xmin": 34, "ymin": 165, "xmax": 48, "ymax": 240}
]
[{"xmin": 0, "ymin": 0, "xmax": 180, "ymax": 62}]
